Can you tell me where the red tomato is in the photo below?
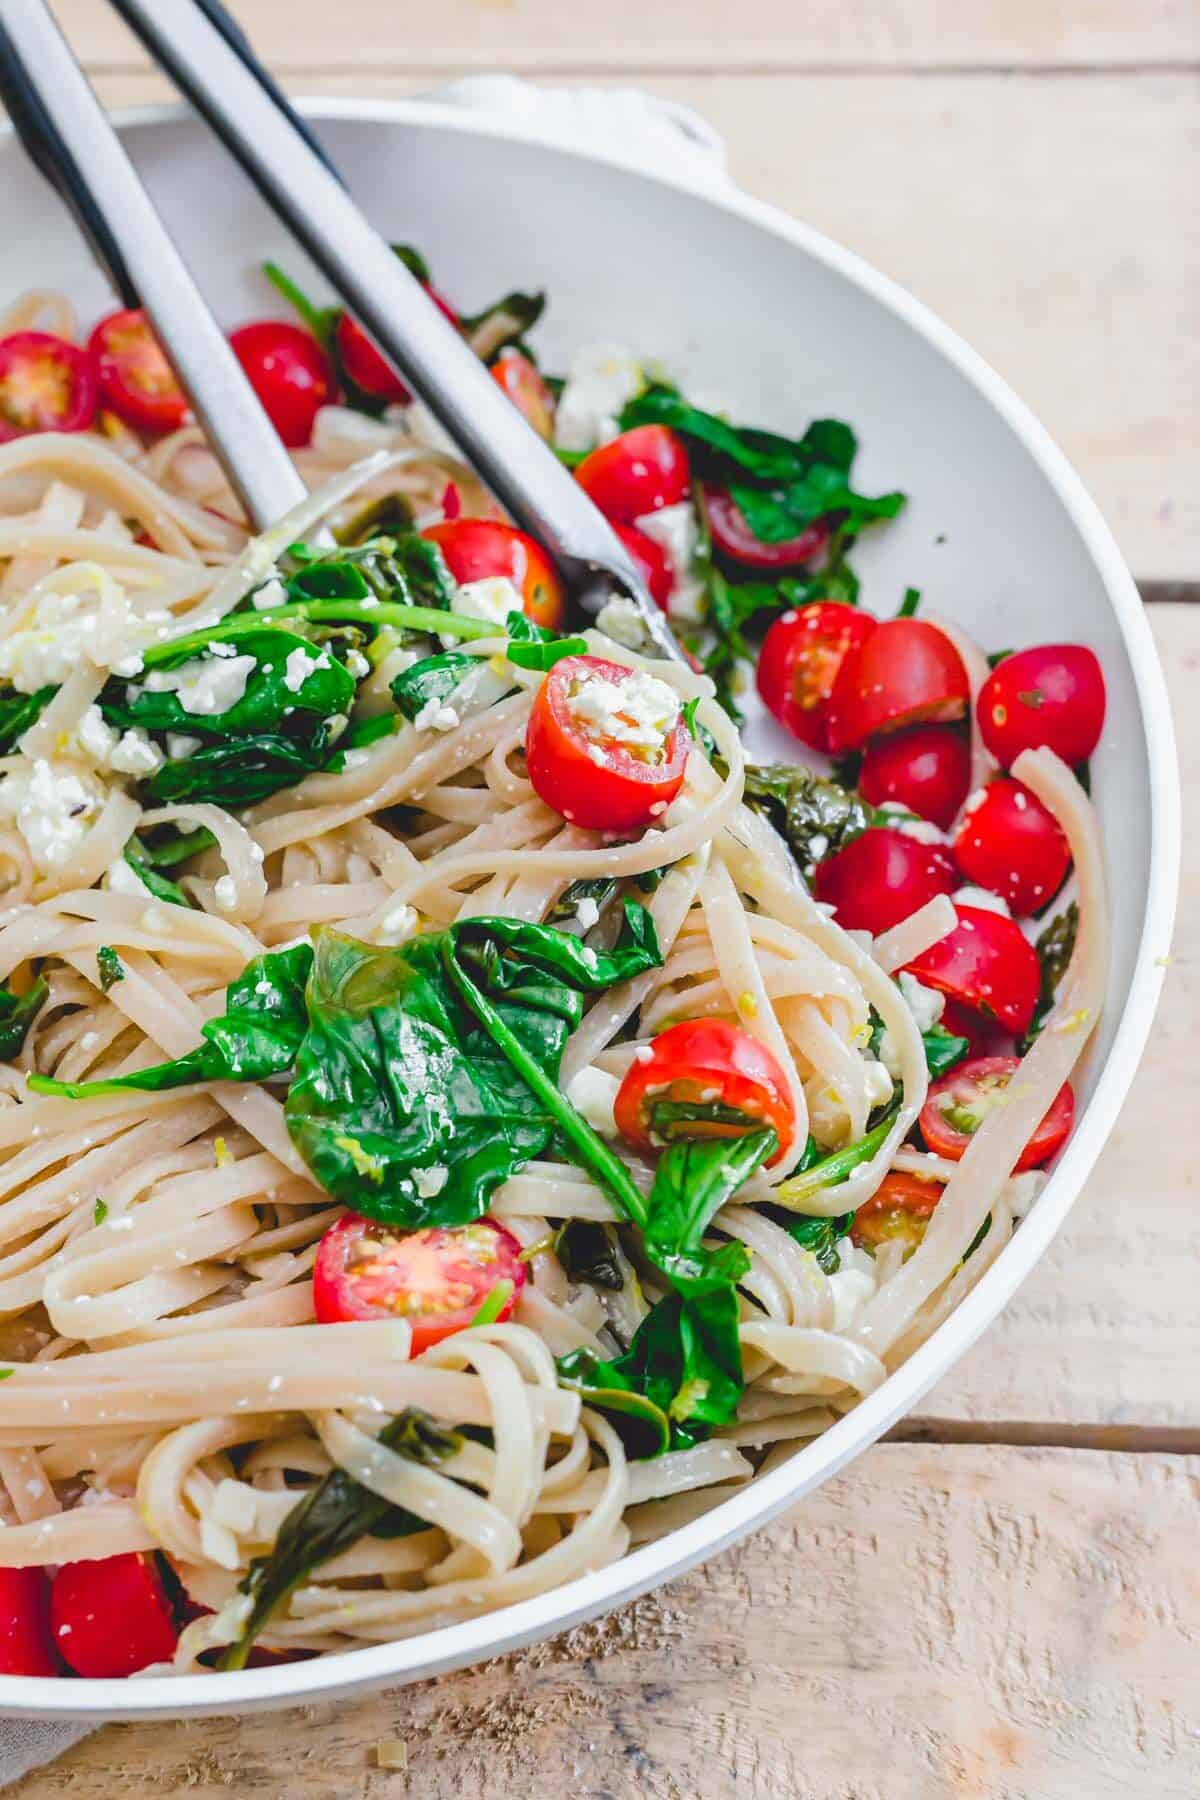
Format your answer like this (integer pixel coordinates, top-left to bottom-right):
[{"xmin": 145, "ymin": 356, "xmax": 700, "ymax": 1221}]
[
  {"xmin": 228, "ymin": 321, "xmax": 334, "ymax": 448},
  {"xmin": 939, "ymin": 997, "xmax": 999, "ymax": 1061},
  {"xmin": 812, "ymin": 827, "xmax": 958, "ymax": 937},
  {"xmin": 490, "ymin": 350, "xmax": 555, "ymax": 439},
  {"xmin": 977, "ymin": 644, "xmax": 1106, "ymax": 769},
  {"xmin": 525, "ymin": 654, "xmax": 688, "ymax": 833},
  {"xmin": 421, "ymin": 518, "xmax": 565, "ymax": 631},
  {"xmin": 0, "ymin": 1568, "xmax": 58, "ymax": 1676},
  {"xmin": 613, "ymin": 1019, "xmax": 797, "ymax": 1165},
  {"xmin": 612, "ymin": 522, "xmax": 673, "ymax": 609},
  {"xmin": 920, "ymin": 1055, "xmax": 1074, "ymax": 1170},
  {"xmin": 703, "ymin": 484, "xmax": 831, "ymax": 570},
  {"xmin": 825, "ymin": 619, "xmax": 970, "ymax": 753},
  {"xmin": 904, "ymin": 905, "xmax": 1040, "ymax": 1037},
  {"xmin": 50, "ymin": 1553, "xmax": 178, "ymax": 1678},
  {"xmin": 87, "ymin": 309, "xmax": 188, "ymax": 434},
  {"xmin": 859, "ymin": 725, "xmax": 971, "ymax": 830},
  {"xmin": 0, "ymin": 331, "xmax": 97, "ymax": 441},
  {"xmin": 575, "ymin": 426, "xmax": 690, "ymax": 522},
  {"xmin": 336, "ymin": 313, "xmax": 408, "ymax": 404},
  {"xmin": 851, "ymin": 1171, "xmax": 943, "ymax": 1251},
  {"xmin": 313, "ymin": 1214, "xmax": 524, "ymax": 1353},
  {"xmin": 953, "ymin": 778, "xmax": 1070, "ymax": 915},
  {"xmin": 756, "ymin": 602, "xmax": 877, "ymax": 752}
]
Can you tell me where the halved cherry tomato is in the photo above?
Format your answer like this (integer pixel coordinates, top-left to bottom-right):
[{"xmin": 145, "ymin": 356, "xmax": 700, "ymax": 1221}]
[
  {"xmin": 939, "ymin": 997, "xmax": 999, "ymax": 1062},
  {"xmin": 859, "ymin": 725, "xmax": 971, "ymax": 830},
  {"xmin": 614, "ymin": 1019, "xmax": 796, "ymax": 1165},
  {"xmin": 920, "ymin": 1054, "xmax": 1074, "ymax": 1170},
  {"xmin": 756, "ymin": 602, "xmax": 877, "ymax": 752},
  {"xmin": 575, "ymin": 425, "xmax": 690, "ymax": 522},
  {"xmin": 703, "ymin": 484, "xmax": 831, "ymax": 570},
  {"xmin": 851, "ymin": 1171, "xmax": 943, "ymax": 1251},
  {"xmin": 313, "ymin": 1214, "xmax": 524, "ymax": 1354},
  {"xmin": 525, "ymin": 653, "xmax": 688, "ymax": 833},
  {"xmin": 50, "ymin": 1553, "xmax": 178, "ymax": 1678},
  {"xmin": 904, "ymin": 905, "xmax": 1041, "ymax": 1037},
  {"xmin": 0, "ymin": 1568, "xmax": 59, "ymax": 1676},
  {"xmin": 490, "ymin": 349, "xmax": 555, "ymax": 440},
  {"xmin": 421, "ymin": 518, "xmax": 566, "ymax": 631},
  {"xmin": 977, "ymin": 644, "xmax": 1106, "ymax": 769},
  {"xmin": 88, "ymin": 309, "xmax": 188, "ymax": 434},
  {"xmin": 613, "ymin": 522, "xmax": 673, "ymax": 609},
  {"xmin": 228, "ymin": 320, "xmax": 334, "ymax": 448},
  {"xmin": 0, "ymin": 331, "xmax": 97, "ymax": 441},
  {"xmin": 825, "ymin": 618, "xmax": 970, "ymax": 753},
  {"xmin": 813, "ymin": 827, "xmax": 958, "ymax": 937},
  {"xmin": 953, "ymin": 777, "xmax": 1070, "ymax": 915}
]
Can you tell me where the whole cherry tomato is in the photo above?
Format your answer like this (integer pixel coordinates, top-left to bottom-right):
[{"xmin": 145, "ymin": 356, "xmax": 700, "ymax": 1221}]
[
  {"xmin": 813, "ymin": 827, "xmax": 958, "ymax": 936},
  {"xmin": 825, "ymin": 618, "xmax": 969, "ymax": 753},
  {"xmin": 88, "ymin": 309, "xmax": 189, "ymax": 434},
  {"xmin": 977, "ymin": 644, "xmax": 1106, "ymax": 769},
  {"xmin": 953, "ymin": 777, "xmax": 1070, "ymax": 915},
  {"xmin": 756, "ymin": 602, "xmax": 877, "ymax": 752},
  {"xmin": 525, "ymin": 653, "xmax": 688, "ymax": 833},
  {"xmin": 0, "ymin": 331, "xmax": 97, "ymax": 441},
  {"xmin": 703, "ymin": 484, "xmax": 831, "ymax": 570},
  {"xmin": 920, "ymin": 1055, "xmax": 1074, "ymax": 1170},
  {"xmin": 859, "ymin": 725, "xmax": 971, "ymax": 830},
  {"xmin": 229, "ymin": 320, "xmax": 334, "ymax": 447},
  {"xmin": 314, "ymin": 1214, "xmax": 524, "ymax": 1353},
  {"xmin": 904, "ymin": 905, "xmax": 1041, "ymax": 1037},
  {"xmin": 421, "ymin": 518, "xmax": 566, "ymax": 631},
  {"xmin": 575, "ymin": 425, "xmax": 690, "ymax": 522},
  {"xmin": 614, "ymin": 1019, "xmax": 797, "ymax": 1165}
]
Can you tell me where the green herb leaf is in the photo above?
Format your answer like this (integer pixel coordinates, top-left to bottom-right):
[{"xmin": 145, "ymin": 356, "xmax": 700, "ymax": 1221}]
[
  {"xmin": 220, "ymin": 1408, "xmax": 461, "ymax": 1670},
  {"xmin": 546, "ymin": 876, "xmax": 620, "ymax": 925},
  {"xmin": 30, "ymin": 944, "xmax": 313, "ymax": 1099},
  {"xmin": 134, "ymin": 825, "xmax": 218, "ymax": 870},
  {"xmin": 92, "ymin": 1199, "xmax": 108, "ymax": 1227},
  {"xmin": 122, "ymin": 838, "xmax": 192, "ymax": 909},
  {"xmin": 0, "ymin": 976, "xmax": 47, "ymax": 1062},
  {"xmin": 460, "ymin": 290, "xmax": 546, "ymax": 361},
  {"xmin": 554, "ymin": 1220, "xmax": 625, "ymax": 1292},
  {"xmin": 921, "ymin": 1022, "xmax": 971, "ymax": 1077},
  {"xmin": 97, "ymin": 947, "xmax": 124, "ymax": 992},
  {"xmin": 773, "ymin": 1210, "xmax": 853, "ymax": 1273},
  {"xmin": 897, "ymin": 586, "xmax": 922, "ymax": 618},
  {"xmin": 503, "ymin": 613, "xmax": 587, "ymax": 671},
  {"xmin": 0, "ymin": 685, "xmax": 54, "ymax": 754}
]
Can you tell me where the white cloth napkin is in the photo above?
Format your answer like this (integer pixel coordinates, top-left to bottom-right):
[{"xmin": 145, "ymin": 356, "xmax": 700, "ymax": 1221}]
[{"xmin": 0, "ymin": 71, "xmax": 725, "ymax": 1788}]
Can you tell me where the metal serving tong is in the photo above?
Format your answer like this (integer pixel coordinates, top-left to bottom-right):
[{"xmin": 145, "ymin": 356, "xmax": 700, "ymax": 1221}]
[{"xmin": 0, "ymin": 0, "xmax": 681, "ymax": 662}]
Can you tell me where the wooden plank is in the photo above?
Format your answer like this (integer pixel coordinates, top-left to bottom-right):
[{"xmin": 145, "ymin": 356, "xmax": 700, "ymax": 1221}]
[
  {"xmin": 70, "ymin": 68, "xmax": 1200, "ymax": 585},
  {"xmin": 921, "ymin": 605, "xmax": 1196, "ymax": 1429},
  {"xmin": 53, "ymin": 0, "xmax": 1200, "ymax": 71},
  {"xmin": 16, "ymin": 1445, "xmax": 1200, "ymax": 1799}
]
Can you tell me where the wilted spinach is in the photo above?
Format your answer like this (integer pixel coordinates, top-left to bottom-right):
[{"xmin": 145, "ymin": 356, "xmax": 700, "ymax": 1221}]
[
  {"xmin": 0, "ymin": 976, "xmax": 47, "ymax": 1062},
  {"xmin": 1018, "ymin": 902, "xmax": 1079, "ymax": 1053}
]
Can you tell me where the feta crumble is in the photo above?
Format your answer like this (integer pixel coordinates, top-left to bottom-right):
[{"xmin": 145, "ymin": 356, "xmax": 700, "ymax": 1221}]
[
  {"xmin": 451, "ymin": 576, "xmax": 522, "ymax": 628},
  {"xmin": 0, "ymin": 759, "xmax": 105, "ymax": 872},
  {"xmin": 412, "ymin": 696, "xmax": 460, "ymax": 733},
  {"xmin": 554, "ymin": 343, "xmax": 645, "ymax": 452},
  {"xmin": 563, "ymin": 667, "xmax": 680, "ymax": 753},
  {"xmin": 139, "ymin": 653, "xmax": 256, "ymax": 717},
  {"xmin": 953, "ymin": 884, "xmax": 1011, "ymax": 917}
]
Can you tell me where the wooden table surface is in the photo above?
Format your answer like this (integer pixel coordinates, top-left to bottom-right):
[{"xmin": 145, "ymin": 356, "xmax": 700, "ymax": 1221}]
[{"xmin": 16, "ymin": 4, "xmax": 1200, "ymax": 1795}]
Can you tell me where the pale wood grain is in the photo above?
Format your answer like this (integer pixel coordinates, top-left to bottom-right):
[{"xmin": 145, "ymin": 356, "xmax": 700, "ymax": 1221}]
[
  {"xmin": 15, "ymin": 1444, "xmax": 1200, "ymax": 1800},
  {"xmin": 920, "ymin": 605, "xmax": 1196, "ymax": 1429},
  {"xmin": 66, "ymin": 68, "xmax": 1200, "ymax": 585},
  {"xmin": 52, "ymin": 0, "xmax": 1200, "ymax": 71}
]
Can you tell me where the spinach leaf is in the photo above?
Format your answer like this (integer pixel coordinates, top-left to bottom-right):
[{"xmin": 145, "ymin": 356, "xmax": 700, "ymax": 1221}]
[
  {"xmin": 773, "ymin": 1209, "xmax": 853, "ymax": 1274},
  {"xmin": 742, "ymin": 762, "xmax": 873, "ymax": 872},
  {"xmin": 547, "ymin": 876, "xmax": 620, "ymax": 925},
  {"xmin": 554, "ymin": 1220, "xmax": 624, "ymax": 1291},
  {"xmin": 96, "ymin": 947, "xmax": 124, "ymax": 991},
  {"xmin": 390, "ymin": 651, "xmax": 484, "ymax": 721},
  {"xmin": 1018, "ymin": 902, "xmax": 1079, "ymax": 1053},
  {"xmin": 122, "ymin": 840, "xmax": 192, "ymax": 909},
  {"xmin": 555, "ymin": 1349, "xmax": 671, "ymax": 1458},
  {"xmin": 146, "ymin": 735, "xmax": 334, "ymax": 809},
  {"xmin": 0, "ymin": 976, "xmax": 47, "ymax": 1062},
  {"xmin": 30, "ymin": 944, "xmax": 313, "ymax": 1099},
  {"xmin": 135, "ymin": 825, "xmax": 217, "ymax": 869},
  {"xmin": 774, "ymin": 1100, "xmax": 901, "ymax": 1210},
  {"xmin": 284, "ymin": 905, "xmax": 662, "ymax": 1229},
  {"xmin": 502, "ymin": 613, "xmax": 587, "ymax": 671},
  {"xmin": 105, "ymin": 628, "xmax": 354, "ymax": 744},
  {"xmin": 334, "ymin": 493, "xmax": 415, "ymax": 546},
  {"xmin": 922, "ymin": 1022, "xmax": 971, "ymax": 1077},
  {"xmin": 220, "ymin": 1408, "xmax": 461, "ymax": 1670},
  {"xmin": 621, "ymin": 388, "xmax": 905, "ymax": 541},
  {"xmin": 0, "ymin": 686, "xmax": 53, "ymax": 754},
  {"xmin": 285, "ymin": 535, "xmax": 456, "ymax": 613},
  {"xmin": 460, "ymin": 290, "xmax": 546, "ymax": 361}
]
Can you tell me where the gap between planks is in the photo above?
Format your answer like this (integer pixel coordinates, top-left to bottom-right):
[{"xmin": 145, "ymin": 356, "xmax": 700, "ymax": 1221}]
[{"xmin": 892, "ymin": 1419, "xmax": 1200, "ymax": 1453}]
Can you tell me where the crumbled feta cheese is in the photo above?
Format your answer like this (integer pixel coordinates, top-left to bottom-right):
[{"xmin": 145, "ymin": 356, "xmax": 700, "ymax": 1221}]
[
  {"xmin": 108, "ymin": 726, "xmax": 163, "ymax": 776},
  {"xmin": 251, "ymin": 576, "xmax": 288, "ymax": 610},
  {"xmin": 139, "ymin": 652, "xmax": 256, "ymax": 716},
  {"xmin": 0, "ymin": 592, "xmax": 101, "ymax": 692},
  {"xmin": 827, "ymin": 1238, "xmax": 878, "ymax": 1331},
  {"xmin": 953, "ymin": 884, "xmax": 1011, "ymax": 917},
  {"xmin": 565, "ymin": 1067, "xmax": 621, "ymax": 1139},
  {"xmin": 213, "ymin": 875, "xmax": 238, "ymax": 912},
  {"xmin": 68, "ymin": 705, "xmax": 164, "ymax": 778},
  {"xmin": 0, "ymin": 759, "xmax": 105, "ymax": 872},
  {"xmin": 413, "ymin": 1165, "xmax": 448, "ymax": 1198},
  {"xmin": 451, "ymin": 576, "xmax": 522, "ymax": 629},
  {"xmin": 166, "ymin": 733, "xmax": 202, "ymax": 761},
  {"xmin": 375, "ymin": 901, "xmax": 417, "ymax": 946},
  {"xmin": 554, "ymin": 343, "xmax": 645, "ymax": 452},
  {"xmin": 632, "ymin": 500, "xmax": 704, "ymax": 618},
  {"xmin": 412, "ymin": 696, "xmax": 460, "ymax": 733},
  {"xmin": 283, "ymin": 646, "xmax": 325, "ymax": 693},
  {"xmin": 563, "ymin": 667, "xmax": 680, "ymax": 752},
  {"xmin": 898, "ymin": 970, "xmax": 945, "ymax": 1032},
  {"xmin": 574, "ymin": 896, "xmax": 600, "ymax": 930},
  {"xmin": 345, "ymin": 649, "xmax": 371, "ymax": 680},
  {"xmin": 595, "ymin": 595, "xmax": 649, "ymax": 650}
]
